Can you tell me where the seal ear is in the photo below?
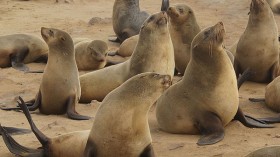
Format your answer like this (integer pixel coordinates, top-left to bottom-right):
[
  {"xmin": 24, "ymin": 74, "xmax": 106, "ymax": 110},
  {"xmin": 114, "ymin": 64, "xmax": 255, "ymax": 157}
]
[{"xmin": 60, "ymin": 36, "xmax": 66, "ymax": 41}]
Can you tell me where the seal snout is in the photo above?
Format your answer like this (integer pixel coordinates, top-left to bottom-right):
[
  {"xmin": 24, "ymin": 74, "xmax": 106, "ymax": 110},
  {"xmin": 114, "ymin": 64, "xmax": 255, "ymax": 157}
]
[
  {"xmin": 161, "ymin": 75, "xmax": 172, "ymax": 88},
  {"xmin": 41, "ymin": 27, "xmax": 54, "ymax": 42}
]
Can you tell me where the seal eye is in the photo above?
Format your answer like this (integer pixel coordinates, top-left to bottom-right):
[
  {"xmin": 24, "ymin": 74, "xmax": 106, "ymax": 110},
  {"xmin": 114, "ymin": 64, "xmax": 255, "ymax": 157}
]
[
  {"xmin": 148, "ymin": 16, "xmax": 155, "ymax": 23},
  {"xmin": 204, "ymin": 30, "xmax": 210, "ymax": 37}
]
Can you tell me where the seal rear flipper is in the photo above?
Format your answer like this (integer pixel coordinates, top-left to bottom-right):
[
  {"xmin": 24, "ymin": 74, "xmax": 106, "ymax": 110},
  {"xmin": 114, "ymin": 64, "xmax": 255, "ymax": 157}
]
[
  {"xmin": 25, "ymin": 70, "xmax": 44, "ymax": 73},
  {"xmin": 248, "ymin": 98, "xmax": 265, "ymax": 102},
  {"xmin": 108, "ymin": 36, "xmax": 121, "ymax": 43},
  {"xmin": 161, "ymin": 0, "xmax": 169, "ymax": 11},
  {"xmin": 10, "ymin": 47, "xmax": 30, "ymax": 72},
  {"xmin": 0, "ymin": 126, "xmax": 31, "ymax": 135},
  {"xmin": 66, "ymin": 96, "xmax": 91, "ymax": 120},
  {"xmin": 270, "ymin": 62, "xmax": 280, "ymax": 81},
  {"xmin": 17, "ymin": 96, "xmax": 49, "ymax": 147},
  {"xmin": 234, "ymin": 107, "xmax": 274, "ymax": 128},
  {"xmin": 0, "ymin": 125, "xmax": 44, "ymax": 157},
  {"xmin": 196, "ymin": 112, "xmax": 225, "ymax": 146},
  {"xmin": 254, "ymin": 115, "xmax": 280, "ymax": 124},
  {"xmin": 139, "ymin": 143, "xmax": 155, "ymax": 157}
]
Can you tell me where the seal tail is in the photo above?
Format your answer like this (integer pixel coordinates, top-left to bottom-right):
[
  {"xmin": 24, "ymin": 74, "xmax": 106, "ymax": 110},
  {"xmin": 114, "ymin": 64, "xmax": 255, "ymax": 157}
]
[
  {"xmin": 234, "ymin": 68, "xmax": 274, "ymax": 128},
  {"xmin": 161, "ymin": 0, "xmax": 169, "ymax": 11}
]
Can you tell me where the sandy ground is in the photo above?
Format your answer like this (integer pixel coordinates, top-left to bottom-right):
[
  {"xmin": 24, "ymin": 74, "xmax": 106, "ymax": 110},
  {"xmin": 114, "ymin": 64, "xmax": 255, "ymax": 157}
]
[{"xmin": 1, "ymin": 0, "xmax": 280, "ymax": 156}]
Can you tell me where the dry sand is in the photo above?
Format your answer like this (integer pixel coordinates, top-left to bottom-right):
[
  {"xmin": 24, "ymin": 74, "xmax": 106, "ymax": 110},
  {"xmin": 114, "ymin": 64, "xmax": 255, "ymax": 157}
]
[{"xmin": 1, "ymin": 0, "xmax": 280, "ymax": 156}]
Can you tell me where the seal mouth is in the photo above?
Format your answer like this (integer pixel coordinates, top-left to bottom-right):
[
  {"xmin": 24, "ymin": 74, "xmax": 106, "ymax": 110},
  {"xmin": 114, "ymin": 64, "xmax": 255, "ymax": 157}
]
[{"xmin": 157, "ymin": 16, "xmax": 167, "ymax": 26}]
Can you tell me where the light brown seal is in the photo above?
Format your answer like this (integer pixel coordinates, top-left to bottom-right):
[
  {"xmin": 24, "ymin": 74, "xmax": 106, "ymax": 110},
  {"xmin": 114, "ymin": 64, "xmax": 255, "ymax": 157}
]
[
  {"xmin": 0, "ymin": 34, "xmax": 48, "ymax": 72},
  {"xmin": 167, "ymin": 4, "xmax": 201, "ymax": 75},
  {"xmin": 234, "ymin": 0, "xmax": 280, "ymax": 83},
  {"xmin": 245, "ymin": 146, "xmax": 280, "ymax": 157},
  {"xmin": 1, "ymin": 27, "xmax": 90, "ymax": 120},
  {"xmin": 1, "ymin": 72, "xmax": 171, "ymax": 157},
  {"xmin": 156, "ymin": 22, "xmax": 273, "ymax": 146},
  {"xmin": 80, "ymin": 11, "xmax": 175, "ymax": 103},
  {"xmin": 74, "ymin": 38, "xmax": 109, "ymax": 71},
  {"xmin": 110, "ymin": 0, "xmax": 169, "ymax": 43},
  {"xmin": 108, "ymin": 35, "xmax": 139, "ymax": 57},
  {"xmin": 267, "ymin": 0, "xmax": 280, "ymax": 14}
]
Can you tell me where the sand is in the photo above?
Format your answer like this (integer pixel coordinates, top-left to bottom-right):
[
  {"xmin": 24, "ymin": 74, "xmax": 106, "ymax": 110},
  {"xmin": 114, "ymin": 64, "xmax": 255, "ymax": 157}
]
[{"xmin": 0, "ymin": 0, "xmax": 280, "ymax": 156}]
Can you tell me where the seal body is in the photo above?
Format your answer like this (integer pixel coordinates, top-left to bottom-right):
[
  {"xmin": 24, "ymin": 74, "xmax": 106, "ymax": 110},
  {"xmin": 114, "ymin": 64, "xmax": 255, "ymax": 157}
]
[
  {"xmin": 84, "ymin": 72, "xmax": 171, "ymax": 157},
  {"xmin": 0, "ymin": 34, "xmax": 48, "ymax": 71},
  {"xmin": 112, "ymin": 0, "xmax": 149, "ymax": 42},
  {"xmin": 234, "ymin": 0, "xmax": 280, "ymax": 83},
  {"xmin": 245, "ymin": 146, "xmax": 280, "ymax": 157},
  {"xmin": 74, "ymin": 38, "xmax": 108, "ymax": 71},
  {"xmin": 266, "ymin": 0, "xmax": 280, "ymax": 14},
  {"xmin": 111, "ymin": 35, "xmax": 139, "ymax": 57},
  {"xmin": 264, "ymin": 76, "xmax": 280, "ymax": 112},
  {"xmin": 167, "ymin": 4, "xmax": 200, "ymax": 74},
  {"xmin": 156, "ymin": 22, "xmax": 239, "ymax": 145},
  {"xmin": 80, "ymin": 12, "xmax": 175, "ymax": 103}
]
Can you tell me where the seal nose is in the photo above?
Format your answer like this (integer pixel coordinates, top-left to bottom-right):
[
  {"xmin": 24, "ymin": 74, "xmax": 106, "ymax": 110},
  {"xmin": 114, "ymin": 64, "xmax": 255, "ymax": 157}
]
[{"xmin": 218, "ymin": 22, "xmax": 223, "ymax": 26}]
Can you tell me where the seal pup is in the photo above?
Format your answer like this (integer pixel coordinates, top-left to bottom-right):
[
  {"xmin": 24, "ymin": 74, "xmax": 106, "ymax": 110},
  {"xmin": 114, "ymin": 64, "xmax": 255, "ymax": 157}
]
[
  {"xmin": 74, "ymin": 38, "xmax": 109, "ymax": 71},
  {"xmin": 1, "ymin": 27, "xmax": 90, "ymax": 120},
  {"xmin": 80, "ymin": 11, "xmax": 175, "ymax": 103},
  {"xmin": 156, "ymin": 22, "xmax": 273, "ymax": 146},
  {"xmin": 267, "ymin": 0, "xmax": 280, "ymax": 14},
  {"xmin": 1, "ymin": 72, "xmax": 172, "ymax": 157},
  {"xmin": 0, "ymin": 34, "xmax": 48, "ymax": 72},
  {"xmin": 234, "ymin": 0, "xmax": 280, "ymax": 83},
  {"xmin": 110, "ymin": 0, "xmax": 169, "ymax": 43},
  {"xmin": 167, "ymin": 4, "xmax": 201, "ymax": 75},
  {"xmin": 245, "ymin": 146, "xmax": 280, "ymax": 157}
]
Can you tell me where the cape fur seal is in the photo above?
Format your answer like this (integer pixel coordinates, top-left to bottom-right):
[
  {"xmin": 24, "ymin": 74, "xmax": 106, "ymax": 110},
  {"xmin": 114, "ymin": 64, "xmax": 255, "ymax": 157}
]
[
  {"xmin": 156, "ymin": 22, "xmax": 273, "ymax": 146},
  {"xmin": 0, "ymin": 34, "xmax": 48, "ymax": 72},
  {"xmin": 74, "ymin": 38, "xmax": 109, "ymax": 71},
  {"xmin": 167, "ymin": 4, "xmax": 201, "ymax": 75},
  {"xmin": 1, "ymin": 27, "xmax": 90, "ymax": 120},
  {"xmin": 245, "ymin": 146, "xmax": 280, "ymax": 157},
  {"xmin": 234, "ymin": 0, "xmax": 280, "ymax": 83},
  {"xmin": 110, "ymin": 0, "xmax": 169, "ymax": 42},
  {"xmin": 267, "ymin": 0, "xmax": 280, "ymax": 14},
  {"xmin": 80, "ymin": 11, "xmax": 175, "ymax": 103},
  {"xmin": 1, "ymin": 72, "xmax": 171, "ymax": 157}
]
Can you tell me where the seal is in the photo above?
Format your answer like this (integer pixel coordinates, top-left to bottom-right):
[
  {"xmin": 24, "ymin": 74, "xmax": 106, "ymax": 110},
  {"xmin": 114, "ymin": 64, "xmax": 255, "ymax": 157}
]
[
  {"xmin": 108, "ymin": 35, "xmax": 139, "ymax": 57},
  {"xmin": 167, "ymin": 4, "xmax": 201, "ymax": 74},
  {"xmin": 234, "ymin": 0, "xmax": 280, "ymax": 83},
  {"xmin": 80, "ymin": 11, "xmax": 175, "ymax": 103},
  {"xmin": 1, "ymin": 27, "xmax": 90, "ymax": 120},
  {"xmin": 0, "ymin": 34, "xmax": 48, "ymax": 72},
  {"xmin": 1, "ymin": 72, "xmax": 171, "ymax": 157},
  {"xmin": 156, "ymin": 22, "xmax": 273, "ymax": 146},
  {"xmin": 74, "ymin": 38, "xmax": 109, "ymax": 71},
  {"xmin": 249, "ymin": 76, "xmax": 280, "ymax": 123},
  {"xmin": 110, "ymin": 0, "xmax": 169, "ymax": 43},
  {"xmin": 266, "ymin": 0, "xmax": 280, "ymax": 14},
  {"xmin": 245, "ymin": 146, "xmax": 280, "ymax": 157}
]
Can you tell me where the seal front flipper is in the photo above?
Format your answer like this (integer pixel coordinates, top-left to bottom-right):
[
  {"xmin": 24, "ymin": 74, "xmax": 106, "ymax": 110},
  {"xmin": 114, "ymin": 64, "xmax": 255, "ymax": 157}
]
[
  {"xmin": 83, "ymin": 139, "xmax": 97, "ymax": 157},
  {"xmin": 105, "ymin": 60, "xmax": 122, "ymax": 67},
  {"xmin": 196, "ymin": 112, "xmax": 224, "ymax": 146},
  {"xmin": 237, "ymin": 68, "xmax": 252, "ymax": 89},
  {"xmin": 248, "ymin": 98, "xmax": 265, "ymax": 102},
  {"xmin": 10, "ymin": 47, "xmax": 30, "ymax": 72},
  {"xmin": 139, "ymin": 144, "xmax": 155, "ymax": 157},
  {"xmin": 0, "ymin": 125, "xmax": 44, "ymax": 157},
  {"xmin": 0, "ymin": 126, "xmax": 31, "ymax": 135},
  {"xmin": 66, "ymin": 96, "xmax": 91, "ymax": 120},
  {"xmin": 161, "ymin": 0, "xmax": 169, "ymax": 12},
  {"xmin": 234, "ymin": 107, "xmax": 274, "ymax": 128}
]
